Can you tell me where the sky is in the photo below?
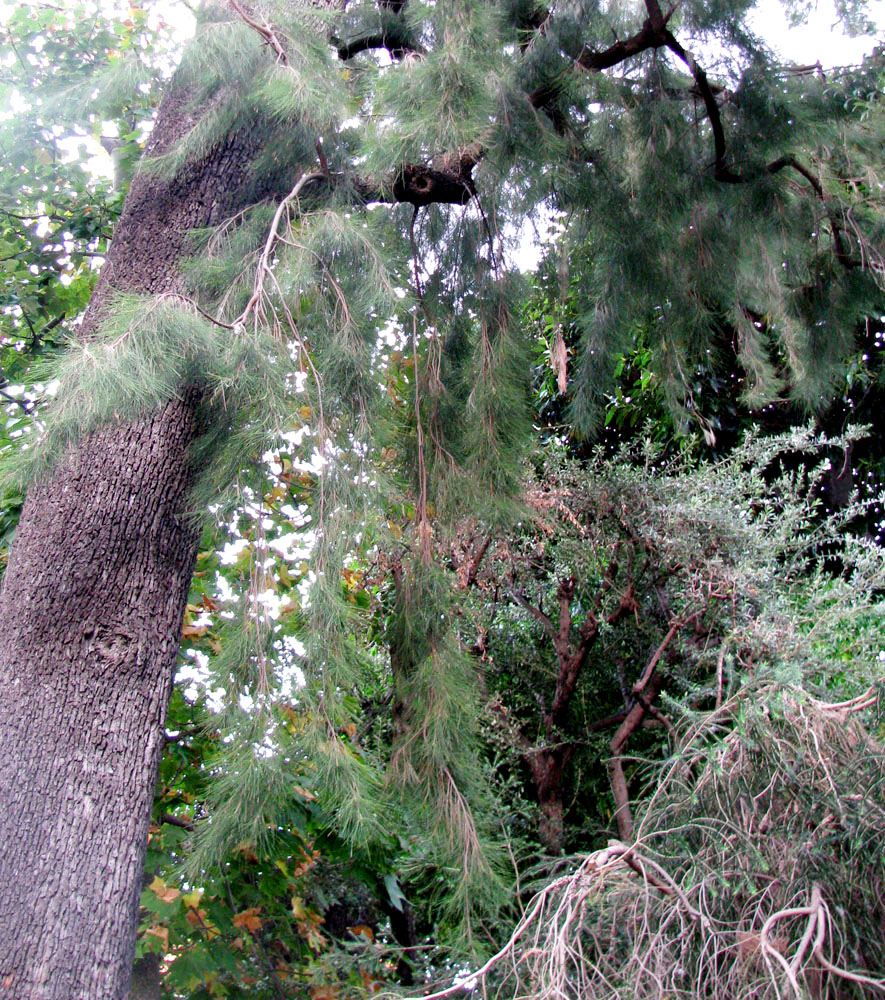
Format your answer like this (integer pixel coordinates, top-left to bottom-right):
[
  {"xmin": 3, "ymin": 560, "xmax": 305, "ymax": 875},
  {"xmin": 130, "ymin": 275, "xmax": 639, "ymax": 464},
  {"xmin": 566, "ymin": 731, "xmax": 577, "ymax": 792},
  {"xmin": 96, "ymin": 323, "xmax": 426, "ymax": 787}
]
[{"xmin": 749, "ymin": 0, "xmax": 882, "ymax": 64}]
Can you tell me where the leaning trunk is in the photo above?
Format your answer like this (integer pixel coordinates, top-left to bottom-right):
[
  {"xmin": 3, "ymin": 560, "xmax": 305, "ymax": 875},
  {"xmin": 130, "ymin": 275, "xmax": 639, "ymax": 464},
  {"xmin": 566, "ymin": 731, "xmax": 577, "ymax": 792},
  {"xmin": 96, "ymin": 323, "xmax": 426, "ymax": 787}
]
[{"xmin": 0, "ymin": 62, "xmax": 286, "ymax": 1000}]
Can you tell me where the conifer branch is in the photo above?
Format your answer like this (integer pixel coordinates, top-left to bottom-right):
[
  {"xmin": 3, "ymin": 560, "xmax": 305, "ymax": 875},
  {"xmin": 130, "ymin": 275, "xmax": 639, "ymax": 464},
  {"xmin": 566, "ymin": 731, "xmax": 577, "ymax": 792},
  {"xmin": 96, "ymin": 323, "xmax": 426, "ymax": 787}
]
[
  {"xmin": 350, "ymin": 148, "xmax": 481, "ymax": 207},
  {"xmin": 228, "ymin": 0, "xmax": 288, "ymax": 64},
  {"xmin": 408, "ymin": 206, "xmax": 432, "ymax": 562},
  {"xmin": 662, "ymin": 31, "xmax": 740, "ymax": 182},
  {"xmin": 336, "ymin": 27, "xmax": 423, "ymax": 60},
  {"xmin": 237, "ymin": 171, "xmax": 327, "ymax": 330},
  {"xmin": 765, "ymin": 156, "xmax": 855, "ymax": 268},
  {"xmin": 656, "ymin": 26, "xmax": 868, "ymax": 273},
  {"xmin": 661, "ymin": 23, "xmax": 869, "ymax": 274},
  {"xmin": 335, "ymin": 0, "xmax": 422, "ymax": 60},
  {"xmin": 157, "ymin": 292, "xmax": 238, "ymax": 330},
  {"xmin": 576, "ymin": 12, "xmax": 671, "ymax": 73}
]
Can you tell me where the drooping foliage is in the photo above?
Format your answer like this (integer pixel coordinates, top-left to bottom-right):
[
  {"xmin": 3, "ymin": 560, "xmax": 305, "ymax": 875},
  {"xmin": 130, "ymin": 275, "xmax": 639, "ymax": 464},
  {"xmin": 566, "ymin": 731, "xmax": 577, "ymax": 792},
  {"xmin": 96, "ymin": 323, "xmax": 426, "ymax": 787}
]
[
  {"xmin": 139, "ymin": 426, "xmax": 885, "ymax": 996},
  {"xmin": 0, "ymin": 0, "xmax": 181, "ymax": 560},
  {"xmin": 1, "ymin": 0, "xmax": 884, "ymax": 994}
]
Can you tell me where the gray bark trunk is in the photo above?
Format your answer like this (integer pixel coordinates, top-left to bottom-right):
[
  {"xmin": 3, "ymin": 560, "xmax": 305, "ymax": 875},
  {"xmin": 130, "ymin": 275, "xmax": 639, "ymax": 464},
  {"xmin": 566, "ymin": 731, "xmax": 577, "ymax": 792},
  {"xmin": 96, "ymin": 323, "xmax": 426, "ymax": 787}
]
[{"xmin": 0, "ymin": 60, "xmax": 282, "ymax": 1000}]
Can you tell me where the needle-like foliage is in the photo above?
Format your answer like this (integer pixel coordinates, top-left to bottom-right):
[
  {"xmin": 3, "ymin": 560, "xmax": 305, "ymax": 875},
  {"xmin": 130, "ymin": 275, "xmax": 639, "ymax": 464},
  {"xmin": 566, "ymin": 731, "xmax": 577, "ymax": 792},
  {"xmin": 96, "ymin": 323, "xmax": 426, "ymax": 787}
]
[{"xmin": 4, "ymin": 0, "xmax": 883, "ymax": 966}]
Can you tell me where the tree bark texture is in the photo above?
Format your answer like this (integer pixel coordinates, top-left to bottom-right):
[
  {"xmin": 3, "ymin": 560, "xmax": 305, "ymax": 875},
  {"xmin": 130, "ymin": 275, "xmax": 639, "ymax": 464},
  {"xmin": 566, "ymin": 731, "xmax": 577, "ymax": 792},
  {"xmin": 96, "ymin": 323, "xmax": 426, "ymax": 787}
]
[
  {"xmin": 526, "ymin": 746, "xmax": 572, "ymax": 854},
  {"xmin": 0, "ymin": 69, "xmax": 287, "ymax": 999}
]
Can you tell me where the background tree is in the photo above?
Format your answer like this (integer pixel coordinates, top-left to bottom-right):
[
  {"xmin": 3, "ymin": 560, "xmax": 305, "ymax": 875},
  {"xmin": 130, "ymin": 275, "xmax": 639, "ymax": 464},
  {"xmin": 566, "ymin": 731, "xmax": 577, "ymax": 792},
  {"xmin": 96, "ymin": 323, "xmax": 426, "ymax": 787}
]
[
  {"xmin": 0, "ymin": 1, "xmax": 882, "ymax": 998},
  {"xmin": 0, "ymin": 1, "xmax": 177, "ymax": 561}
]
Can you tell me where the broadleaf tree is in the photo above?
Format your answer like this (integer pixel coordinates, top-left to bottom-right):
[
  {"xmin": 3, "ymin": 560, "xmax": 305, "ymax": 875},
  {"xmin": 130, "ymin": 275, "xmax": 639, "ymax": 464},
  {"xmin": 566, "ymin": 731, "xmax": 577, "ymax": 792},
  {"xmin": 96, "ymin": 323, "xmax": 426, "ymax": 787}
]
[{"xmin": 0, "ymin": 0, "xmax": 882, "ymax": 997}]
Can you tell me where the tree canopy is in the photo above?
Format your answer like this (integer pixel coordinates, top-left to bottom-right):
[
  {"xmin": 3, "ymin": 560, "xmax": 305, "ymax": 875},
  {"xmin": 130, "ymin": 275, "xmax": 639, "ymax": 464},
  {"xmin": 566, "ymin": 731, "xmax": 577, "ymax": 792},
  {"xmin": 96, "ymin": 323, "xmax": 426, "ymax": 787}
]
[{"xmin": 0, "ymin": 0, "xmax": 883, "ymax": 997}]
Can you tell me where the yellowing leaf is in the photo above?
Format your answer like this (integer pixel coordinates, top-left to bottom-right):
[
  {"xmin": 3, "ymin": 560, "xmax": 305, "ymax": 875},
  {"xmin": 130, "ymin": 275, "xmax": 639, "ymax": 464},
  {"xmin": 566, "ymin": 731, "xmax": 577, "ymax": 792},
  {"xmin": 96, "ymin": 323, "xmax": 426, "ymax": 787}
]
[
  {"xmin": 145, "ymin": 923, "xmax": 169, "ymax": 951},
  {"xmin": 291, "ymin": 896, "xmax": 307, "ymax": 920},
  {"xmin": 182, "ymin": 889, "xmax": 204, "ymax": 909},
  {"xmin": 306, "ymin": 925, "xmax": 327, "ymax": 952},
  {"xmin": 233, "ymin": 907, "xmax": 263, "ymax": 933},
  {"xmin": 148, "ymin": 876, "xmax": 180, "ymax": 904}
]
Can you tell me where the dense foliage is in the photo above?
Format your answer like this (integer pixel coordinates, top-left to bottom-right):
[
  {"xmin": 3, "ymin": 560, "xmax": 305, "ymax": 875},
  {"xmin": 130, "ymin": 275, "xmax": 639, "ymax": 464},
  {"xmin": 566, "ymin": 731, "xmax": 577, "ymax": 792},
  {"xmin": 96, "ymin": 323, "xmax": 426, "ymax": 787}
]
[
  {"xmin": 0, "ymin": 0, "xmax": 181, "ymax": 559},
  {"xmin": 1, "ymin": 0, "xmax": 883, "ymax": 997}
]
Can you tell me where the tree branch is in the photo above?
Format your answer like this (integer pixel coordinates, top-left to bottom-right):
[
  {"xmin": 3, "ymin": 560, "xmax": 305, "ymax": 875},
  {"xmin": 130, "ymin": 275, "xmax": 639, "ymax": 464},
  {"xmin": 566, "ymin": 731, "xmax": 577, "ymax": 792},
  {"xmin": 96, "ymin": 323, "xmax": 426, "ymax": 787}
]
[
  {"xmin": 0, "ymin": 385, "xmax": 34, "ymax": 414},
  {"xmin": 766, "ymin": 155, "xmax": 854, "ymax": 267},
  {"xmin": 158, "ymin": 812, "xmax": 195, "ymax": 831},
  {"xmin": 662, "ymin": 26, "xmax": 865, "ymax": 266},
  {"xmin": 337, "ymin": 27, "xmax": 423, "ymax": 61},
  {"xmin": 631, "ymin": 617, "xmax": 681, "ymax": 699},
  {"xmin": 576, "ymin": 18, "xmax": 669, "ymax": 73},
  {"xmin": 456, "ymin": 534, "xmax": 491, "ymax": 589},
  {"xmin": 228, "ymin": 0, "xmax": 288, "ymax": 63},
  {"xmin": 551, "ymin": 585, "xmax": 636, "ymax": 728},
  {"xmin": 609, "ymin": 673, "xmax": 662, "ymax": 841},
  {"xmin": 663, "ymin": 31, "xmax": 740, "ymax": 182},
  {"xmin": 510, "ymin": 587, "xmax": 556, "ymax": 638}
]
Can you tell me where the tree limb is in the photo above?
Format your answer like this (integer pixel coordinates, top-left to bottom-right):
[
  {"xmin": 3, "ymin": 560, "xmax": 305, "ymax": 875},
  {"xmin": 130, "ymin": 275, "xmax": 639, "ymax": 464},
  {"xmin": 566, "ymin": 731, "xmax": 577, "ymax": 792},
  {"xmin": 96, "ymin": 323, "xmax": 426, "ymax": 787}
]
[
  {"xmin": 551, "ymin": 585, "xmax": 636, "ymax": 728},
  {"xmin": 766, "ymin": 155, "xmax": 854, "ymax": 267},
  {"xmin": 609, "ymin": 673, "xmax": 662, "ymax": 841},
  {"xmin": 663, "ymin": 31, "xmax": 740, "ymax": 182},
  {"xmin": 510, "ymin": 587, "xmax": 556, "ymax": 638},
  {"xmin": 158, "ymin": 812, "xmax": 195, "ymax": 831}
]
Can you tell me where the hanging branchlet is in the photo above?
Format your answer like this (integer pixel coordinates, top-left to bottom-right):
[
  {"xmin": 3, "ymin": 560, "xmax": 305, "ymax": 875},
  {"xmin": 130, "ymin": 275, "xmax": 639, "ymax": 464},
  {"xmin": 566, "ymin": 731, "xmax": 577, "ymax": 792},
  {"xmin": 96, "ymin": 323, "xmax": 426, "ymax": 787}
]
[{"xmin": 9, "ymin": 0, "xmax": 883, "ymax": 969}]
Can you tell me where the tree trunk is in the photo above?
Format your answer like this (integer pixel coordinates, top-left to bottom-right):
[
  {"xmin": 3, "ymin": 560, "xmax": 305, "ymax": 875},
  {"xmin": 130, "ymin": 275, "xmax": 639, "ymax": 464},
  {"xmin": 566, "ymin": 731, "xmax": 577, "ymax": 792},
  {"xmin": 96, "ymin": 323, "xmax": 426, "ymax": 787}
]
[
  {"xmin": 127, "ymin": 954, "xmax": 161, "ymax": 1000},
  {"xmin": 527, "ymin": 745, "xmax": 572, "ymax": 854},
  {"xmin": 0, "ymin": 61, "xmax": 286, "ymax": 1000}
]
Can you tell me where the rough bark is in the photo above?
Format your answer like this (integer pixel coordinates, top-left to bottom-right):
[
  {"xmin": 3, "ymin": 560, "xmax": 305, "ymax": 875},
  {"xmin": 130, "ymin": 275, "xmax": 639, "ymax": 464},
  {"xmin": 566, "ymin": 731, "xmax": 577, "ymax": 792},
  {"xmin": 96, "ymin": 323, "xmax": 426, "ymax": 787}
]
[
  {"xmin": 526, "ymin": 745, "xmax": 572, "ymax": 855},
  {"xmin": 0, "ymin": 71, "xmax": 286, "ymax": 1000}
]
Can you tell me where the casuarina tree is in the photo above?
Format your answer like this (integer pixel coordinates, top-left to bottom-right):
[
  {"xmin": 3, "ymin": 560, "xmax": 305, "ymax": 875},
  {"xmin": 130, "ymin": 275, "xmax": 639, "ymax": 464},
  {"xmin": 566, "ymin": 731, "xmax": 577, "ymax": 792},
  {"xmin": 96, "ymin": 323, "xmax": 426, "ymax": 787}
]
[{"xmin": 0, "ymin": 0, "xmax": 881, "ymax": 997}]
